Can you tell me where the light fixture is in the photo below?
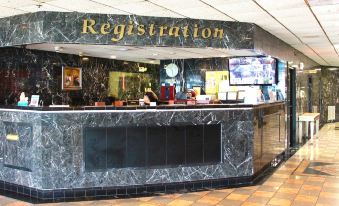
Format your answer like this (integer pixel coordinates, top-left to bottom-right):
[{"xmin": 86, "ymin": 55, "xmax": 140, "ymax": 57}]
[
  {"xmin": 82, "ymin": 57, "xmax": 89, "ymax": 61},
  {"xmin": 169, "ymin": 52, "xmax": 175, "ymax": 55},
  {"xmin": 79, "ymin": 52, "xmax": 84, "ymax": 57},
  {"xmin": 315, "ymin": 68, "xmax": 321, "ymax": 71},
  {"xmin": 328, "ymin": 67, "xmax": 339, "ymax": 71},
  {"xmin": 307, "ymin": 70, "xmax": 317, "ymax": 74},
  {"xmin": 54, "ymin": 46, "xmax": 63, "ymax": 52},
  {"xmin": 220, "ymin": 55, "xmax": 227, "ymax": 58},
  {"xmin": 299, "ymin": 62, "xmax": 304, "ymax": 70},
  {"xmin": 149, "ymin": 60, "xmax": 155, "ymax": 64},
  {"xmin": 110, "ymin": 55, "xmax": 117, "ymax": 59},
  {"xmin": 119, "ymin": 48, "xmax": 128, "ymax": 51},
  {"xmin": 152, "ymin": 53, "xmax": 159, "ymax": 56},
  {"xmin": 36, "ymin": 0, "xmax": 44, "ymax": 8}
]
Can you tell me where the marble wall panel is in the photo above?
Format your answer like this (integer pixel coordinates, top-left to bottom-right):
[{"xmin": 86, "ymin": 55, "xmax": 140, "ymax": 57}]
[
  {"xmin": 3, "ymin": 122, "xmax": 33, "ymax": 171},
  {"xmin": 320, "ymin": 68, "xmax": 339, "ymax": 123},
  {"xmin": 0, "ymin": 47, "xmax": 160, "ymax": 106}
]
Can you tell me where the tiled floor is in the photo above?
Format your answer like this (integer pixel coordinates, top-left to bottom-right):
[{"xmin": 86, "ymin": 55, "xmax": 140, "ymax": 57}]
[{"xmin": 1, "ymin": 123, "xmax": 338, "ymax": 206}]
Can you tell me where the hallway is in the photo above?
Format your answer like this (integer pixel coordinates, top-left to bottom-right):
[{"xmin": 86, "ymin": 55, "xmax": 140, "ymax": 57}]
[{"xmin": 1, "ymin": 123, "xmax": 339, "ymax": 206}]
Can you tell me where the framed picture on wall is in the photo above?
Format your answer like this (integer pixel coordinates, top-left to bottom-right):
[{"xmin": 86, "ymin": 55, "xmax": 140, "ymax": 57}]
[{"xmin": 62, "ymin": 66, "xmax": 82, "ymax": 90}]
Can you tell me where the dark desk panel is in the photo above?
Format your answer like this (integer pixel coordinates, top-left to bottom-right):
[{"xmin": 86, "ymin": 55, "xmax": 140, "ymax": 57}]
[{"xmin": 84, "ymin": 124, "xmax": 221, "ymax": 170}]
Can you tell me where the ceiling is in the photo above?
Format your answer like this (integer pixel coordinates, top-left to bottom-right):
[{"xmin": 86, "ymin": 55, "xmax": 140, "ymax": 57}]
[
  {"xmin": 25, "ymin": 44, "xmax": 259, "ymax": 64},
  {"xmin": 1, "ymin": 0, "xmax": 339, "ymax": 66}
]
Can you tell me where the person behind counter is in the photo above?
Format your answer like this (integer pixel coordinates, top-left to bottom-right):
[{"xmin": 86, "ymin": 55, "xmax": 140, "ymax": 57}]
[{"xmin": 143, "ymin": 90, "xmax": 159, "ymax": 105}]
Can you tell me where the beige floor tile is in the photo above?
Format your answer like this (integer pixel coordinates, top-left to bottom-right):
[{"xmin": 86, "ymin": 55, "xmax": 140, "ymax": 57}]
[
  {"xmin": 217, "ymin": 199, "xmax": 243, "ymax": 206},
  {"xmin": 196, "ymin": 195, "xmax": 223, "ymax": 205},
  {"xmin": 167, "ymin": 199, "xmax": 193, "ymax": 206},
  {"xmin": 268, "ymin": 197, "xmax": 292, "ymax": 206},
  {"xmin": 273, "ymin": 192, "xmax": 297, "ymax": 201},
  {"xmin": 207, "ymin": 191, "xmax": 232, "ymax": 198},
  {"xmin": 246, "ymin": 196, "xmax": 270, "ymax": 204},
  {"xmin": 148, "ymin": 197, "xmax": 174, "ymax": 205},
  {"xmin": 277, "ymin": 187, "xmax": 299, "ymax": 194},
  {"xmin": 294, "ymin": 194, "xmax": 317, "ymax": 203},
  {"xmin": 319, "ymin": 191, "xmax": 339, "ymax": 199},
  {"xmin": 291, "ymin": 201, "xmax": 315, "ymax": 206},
  {"xmin": 2, "ymin": 202, "xmax": 34, "ymax": 206},
  {"xmin": 317, "ymin": 196, "xmax": 339, "ymax": 205},
  {"xmin": 241, "ymin": 202, "xmax": 265, "ymax": 206},
  {"xmin": 298, "ymin": 188, "xmax": 320, "ymax": 196},
  {"xmin": 251, "ymin": 191, "xmax": 275, "ymax": 198},
  {"xmin": 177, "ymin": 194, "xmax": 203, "ymax": 201}
]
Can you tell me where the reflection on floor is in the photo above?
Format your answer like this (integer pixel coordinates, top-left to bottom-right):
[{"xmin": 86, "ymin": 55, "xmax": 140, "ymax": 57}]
[{"xmin": 1, "ymin": 123, "xmax": 338, "ymax": 206}]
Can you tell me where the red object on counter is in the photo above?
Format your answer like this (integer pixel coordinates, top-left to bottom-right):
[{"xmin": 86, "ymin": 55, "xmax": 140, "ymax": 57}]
[
  {"xmin": 161, "ymin": 85, "xmax": 166, "ymax": 100},
  {"xmin": 169, "ymin": 85, "xmax": 174, "ymax": 100}
]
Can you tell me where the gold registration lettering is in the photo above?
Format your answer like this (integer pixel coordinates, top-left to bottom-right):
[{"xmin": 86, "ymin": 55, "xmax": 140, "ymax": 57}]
[
  {"xmin": 82, "ymin": 19, "xmax": 98, "ymax": 34},
  {"xmin": 100, "ymin": 23, "xmax": 110, "ymax": 34},
  {"xmin": 81, "ymin": 18, "xmax": 225, "ymax": 42},
  {"xmin": 111, "ymin": 25, "xmax": 126, "ymax": 42}
]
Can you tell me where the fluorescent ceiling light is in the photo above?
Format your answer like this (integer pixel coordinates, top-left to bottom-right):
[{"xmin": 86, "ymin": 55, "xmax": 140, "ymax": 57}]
[{"xmin": 110, "ymin": 55, "xmax": 117, "ymax": 59}]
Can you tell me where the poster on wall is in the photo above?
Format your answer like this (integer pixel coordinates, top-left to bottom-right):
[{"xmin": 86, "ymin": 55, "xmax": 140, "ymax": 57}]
[
  {"xmin": 62, "ymin": 66, "xmax": 82, "ymax": 90},
  {"xmin": 205, "ymin": 71, "xmax": 229, "ymax": 95},
  {"xmin": 108, "ymin": 71, "xmax": 151, "ymax": 100}
]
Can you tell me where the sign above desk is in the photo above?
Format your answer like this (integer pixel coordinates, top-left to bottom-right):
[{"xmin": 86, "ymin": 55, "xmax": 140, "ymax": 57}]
[{"xmin": 0, "ymin": 11, "xmax": 254, "ymax": 49}]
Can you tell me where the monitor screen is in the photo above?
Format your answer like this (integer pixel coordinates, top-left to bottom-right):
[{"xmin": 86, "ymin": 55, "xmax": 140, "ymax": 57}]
[{"xmin": 229, "ymin": 57, "xmax": 276, "ymax": 85}]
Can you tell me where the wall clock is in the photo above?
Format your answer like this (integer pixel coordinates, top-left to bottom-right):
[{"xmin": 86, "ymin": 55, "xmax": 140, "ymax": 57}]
[{"xmin": 165, "ymin": 63, "xmax": 179, "ymax": 78}]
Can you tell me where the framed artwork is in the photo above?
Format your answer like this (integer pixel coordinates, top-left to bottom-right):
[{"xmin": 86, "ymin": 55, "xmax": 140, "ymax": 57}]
[{"xmin": 62, "ymin": 66, "xmax": 82, "ymax": 90}]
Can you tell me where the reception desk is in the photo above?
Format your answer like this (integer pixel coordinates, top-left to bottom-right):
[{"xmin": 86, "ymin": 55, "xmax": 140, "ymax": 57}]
[{"xmin": 0, "ymin": 102, "xmax": 286, "ymax": 202}]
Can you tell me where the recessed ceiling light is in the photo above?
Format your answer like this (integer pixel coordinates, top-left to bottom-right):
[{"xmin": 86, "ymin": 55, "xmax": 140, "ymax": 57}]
[
  {"xmin": 82, "ymin": 57, "xmax": 89, "ymax": 61},
  {"xmin": 149, "ymin": 60, "xmax": 155, "ymax": 64},
  {"xmin": 198, "ymin": 56, "xmax": 204, "ymax": 59},
  {"xmin": 307, "ymin": 70, "xmax": 317, "ymax": 74},
  {"xmin": 54, "ymin": 46, "xmax": 63, "ymax": 52},
  {"xmin": 110, "ymin": 55, "xmax": 117, "ymax": 59},
  {"xmin": 119, "ymin": 48, "xmax": 128, "ymax": 51},
  {"xmin": 123, "ymin": 61, "xmax": 129, "ymax": 65},
  {"xmin": 220, "ymin": 55, "xmax": 227, "ymax": 58},
  {"xmin": 328, "ymin": 67, "xmax": 339, "ymax": 71},
  {"xmin": 315, "ymin": 68, "xmax": 321, "ymax": 71},
  {"xmin": 169, "ymin": 52, "xmax": 175, "ymax": 55},
  {"xmin": 152, "ymin": 53, "xmax": 159, "ymax": 56},
  {"xmin": 79, "ymin": 52, "xmax": 84, "ymax": 57}
]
